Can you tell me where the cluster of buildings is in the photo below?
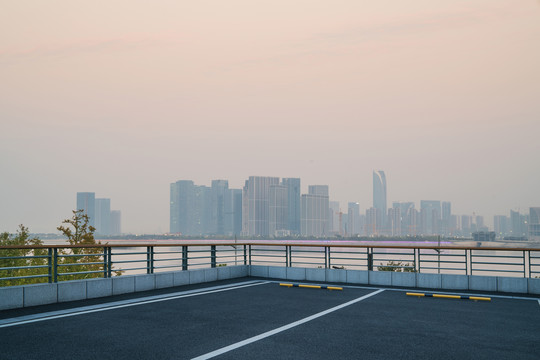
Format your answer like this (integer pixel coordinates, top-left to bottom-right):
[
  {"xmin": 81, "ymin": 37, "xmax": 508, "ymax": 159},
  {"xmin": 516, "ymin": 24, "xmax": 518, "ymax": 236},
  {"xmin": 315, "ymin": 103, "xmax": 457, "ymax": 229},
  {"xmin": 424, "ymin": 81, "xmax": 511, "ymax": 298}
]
[
  {"xmin": 169, "ymin": 172, "xmax": 540, "ymax": 241},
  {"xmin": 76, "ymin": 192, "xmax": 122, "ymax": 236}
]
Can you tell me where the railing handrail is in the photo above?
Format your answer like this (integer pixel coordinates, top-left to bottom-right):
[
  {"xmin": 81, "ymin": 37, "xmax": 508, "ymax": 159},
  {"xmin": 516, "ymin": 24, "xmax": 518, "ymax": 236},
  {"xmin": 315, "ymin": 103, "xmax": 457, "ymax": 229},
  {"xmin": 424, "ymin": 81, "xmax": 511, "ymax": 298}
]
[{"xmin": 1, "ymin": 242, "xmax": 539, "ymax": 252}]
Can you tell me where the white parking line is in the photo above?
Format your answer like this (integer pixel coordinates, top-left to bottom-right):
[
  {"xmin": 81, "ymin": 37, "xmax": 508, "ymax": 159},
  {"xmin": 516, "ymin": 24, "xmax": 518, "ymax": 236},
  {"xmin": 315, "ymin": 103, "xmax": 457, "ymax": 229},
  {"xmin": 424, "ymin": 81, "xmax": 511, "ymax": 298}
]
[
  {"xmin": 0, "ymin": 280, "xmax": 269, "ymax": 328},
  {"xmin": 191, "ymin": 288, "xmax": 385, "ymax": 360}
]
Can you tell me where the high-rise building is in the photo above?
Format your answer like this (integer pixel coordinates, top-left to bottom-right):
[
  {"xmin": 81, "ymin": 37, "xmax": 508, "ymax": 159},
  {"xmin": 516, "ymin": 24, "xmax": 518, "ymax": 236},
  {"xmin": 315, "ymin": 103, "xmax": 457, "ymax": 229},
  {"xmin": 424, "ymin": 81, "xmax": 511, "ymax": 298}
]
[
  {"xmin": 442, "ymin": 202, "xmax": 452, "ymax": 236},
  {"xmin": 510, "ymin": 210, "xmax": 529, "ymax": 238},
  {"xmin": 76, "ymin": 192, "xmax": 96, "ymax": 227},
  {"xmin": 282, "ymin": 178, "xmax": 301, "ymax": 235},
  {"xmin": 420, "ymin": 200, "xmax": 441, "ymax": 235},
  {"xmin": 242, "ymin": 176, "xmax": 280, "ymax": 237},
  {"xmin": 392, "ymin": 202, "xmax": 415, "ymax": 236},
  {"xmin": 329, "ymin": 201, "xmax": 340, "ymax": 235},
  {"xmin": 95, "ymin": 198, "xmax": 111, "ymax": 235},
  {"xmin": 300, "ymin": 185, "xmax": 329, "ymax": 237},
  {"xmin": 494, "ymin": 215, "xmax": 509, "ymax": 238},
  {"xmin": 347, "ymin": 202, "xmax": 361, "ymax": 236},
  {"xmin": 269, "ymin": 184, "xmax": 288, "ymax": 236},
  {"xmin": 529, "ymin": 207, "xmax": 540, "ymax": 241},
  {"xmin": 110, "ymin": 210, "xmax": 122, "ymax": 235},
  {"xmin": 373, "ymin": 171, "xmax": 387, "ymax": 233},
  {"xmin": 211, "ymin": 180, "xmax": 229, "ymax": 235}
]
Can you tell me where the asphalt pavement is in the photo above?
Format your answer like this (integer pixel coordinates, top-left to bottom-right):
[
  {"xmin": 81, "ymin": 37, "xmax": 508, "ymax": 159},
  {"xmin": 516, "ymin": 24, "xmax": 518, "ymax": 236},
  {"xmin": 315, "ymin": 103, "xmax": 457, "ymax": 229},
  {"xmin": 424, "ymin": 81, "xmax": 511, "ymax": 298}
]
[{"xmin": 1, "ymin": 278, "xmax": 539, "ymax": 360}]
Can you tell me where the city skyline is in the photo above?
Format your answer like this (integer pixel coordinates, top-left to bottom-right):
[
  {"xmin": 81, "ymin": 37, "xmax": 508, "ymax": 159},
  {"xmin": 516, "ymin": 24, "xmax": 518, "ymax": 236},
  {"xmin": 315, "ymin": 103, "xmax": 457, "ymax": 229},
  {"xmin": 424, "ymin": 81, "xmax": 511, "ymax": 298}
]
[{"xmin": 1, "ymin": 1, "xmax": 539, "ymax": 233}]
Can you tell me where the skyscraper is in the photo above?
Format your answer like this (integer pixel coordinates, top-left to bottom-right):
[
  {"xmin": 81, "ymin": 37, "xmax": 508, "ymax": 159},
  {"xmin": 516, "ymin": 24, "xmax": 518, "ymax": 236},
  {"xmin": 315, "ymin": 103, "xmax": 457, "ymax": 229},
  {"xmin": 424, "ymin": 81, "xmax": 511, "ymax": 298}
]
[
  {"xmin": 282, "ymin": 178, "xmax": 301, "ymax": 234},
  {"xmin": 373, "ymin": 171, "xmax": 387, "ymax": 233},
  {"xmin": 95, "ymin": 198, "xmax": 111, "ymax": 235},
  {"xmin": 269, "ymin": 184, "xmax": 288, "ymax": 236},
  {"xmin": 110, "ymin": 210, "xmax": 122, "ymax": 235},
  {"xmin": 347, "ymin": 202, "xmax": 360, "ymax": 236},
  {"xmin": 242, "ymin": 176, "xmax": 280, "ymax": 236},
  {"xmin": 529, "ymin": 207, "xmax": 540, "ymax": 241},
  {"xmin": 300, "ymin": 185, "xmax": 329, "ymax": 237},
  {"xmin": 420, "ymin": 200, "xmax": 441, "ymax": 235},
  {"xmin": 442, "ymin": 201, "xmax": 452, "ymax": 236},
  {"xmin": 76, "ymin": 192, "xmax": 95, "ymax": 227}
]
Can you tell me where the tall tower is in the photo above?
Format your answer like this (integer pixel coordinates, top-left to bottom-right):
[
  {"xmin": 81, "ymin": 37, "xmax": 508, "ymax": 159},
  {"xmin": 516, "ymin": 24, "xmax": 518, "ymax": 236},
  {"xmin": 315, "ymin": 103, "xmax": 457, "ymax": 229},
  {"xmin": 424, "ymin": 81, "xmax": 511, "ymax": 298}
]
[
  {"xmin": 76, "ymin": 192, "xmax": 96, "ymax": 227},
  {"xmin": 373, "ymin": 171, "xmax": 387, "ymax": 233},
  {"xmin": 242, "ymin": 176, "xmax": 280, "ymax": 236}
]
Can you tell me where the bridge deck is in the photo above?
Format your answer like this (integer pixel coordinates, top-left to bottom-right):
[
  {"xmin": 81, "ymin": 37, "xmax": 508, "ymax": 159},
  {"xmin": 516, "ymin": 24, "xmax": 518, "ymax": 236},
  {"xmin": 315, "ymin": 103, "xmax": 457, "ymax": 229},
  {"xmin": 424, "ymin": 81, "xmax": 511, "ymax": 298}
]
[{"xmin": 1, "ymin": 278, "xmax": 539, "ymax": 359}]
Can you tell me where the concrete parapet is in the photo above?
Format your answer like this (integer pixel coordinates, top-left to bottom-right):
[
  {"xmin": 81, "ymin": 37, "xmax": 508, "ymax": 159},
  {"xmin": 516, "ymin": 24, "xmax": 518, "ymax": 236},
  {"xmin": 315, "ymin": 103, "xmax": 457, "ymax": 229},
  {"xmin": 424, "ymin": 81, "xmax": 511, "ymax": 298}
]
[
  {"xmin": 58, "ymin": 280, "xmax": 87, "ymax": 302},
  {"xmin": 217, "ymin": 266, "xmax": 231, "ymax": 280},
  {"xmin": 0, "ymin": 286, "xmax": 23, "ymax": 310},
  {"xmin": 326, "ymin": 269, "xmax": 346, "ymax": 283},
  {"xmin": 497, "ymin": 276, "xmax": 527, "ymax": 294},
  {"xmin": 391, "ymin": 272, "xmax": 416, "ymax": 288},
  {"xmin": 528, "ymin": 278, "xmax": 540, "ymax": 295},
  {"xmin": 24, "ymin": 283, "xmax": 57, "ymax": 307},
  {"xmin": 268, "ymin": 266, "xmax": 287, "ymax": 279},
  {"xmin": 346, "ymin": 270, "xmax": 368, "ymax": 284},
  {"xmin": 369, "ymin": 271, "xmax": 391, "ymax": 286},
  {"xmin": 135, "ymin": 274, "xmax": 155, "ymax": 292},
  {"xmin": 306, "ymin": 268, "xmax": 326, "ymax": 282},
  {"xmin": 155, "ymin": 272, "xmax": 174, "ymax": 289},
  {"xmin": 250, "ymin": 265, "xmax": 269, "ymax": 278},
  {"xmin": 204, "ymin": 268, "xmax": 218, "ymax": 282},
  {"xmin": 417, "ymin": 273, "xmax": 442, "ymax": 289},
  {"xmin": 173, "ymin": 271, "xmax": 190, "ymax": 286},
  {"xmin": 230, "ymin": 265, "xmax": 248, "ymax": 278},
  {"xmin": 286, "ymin": 267, "xmax": 306, "ymax": 281},
  {"xmin": 86, "ymin": 278, "xmax": 113, "ymax": 299},
  {"xmin": 189, "ymin": 269, "xmax": 205, "ymax": 284},
  {"xmin": 112, "ymin": 275, "xmax": 135, "ymax": 295},
  {"xmin": 469, "ymin": 276, "xmax": 497, "ymax": 292},
  {"xmin": 441, "ymin": 274, "xmax": 469, "ymax": 290}
]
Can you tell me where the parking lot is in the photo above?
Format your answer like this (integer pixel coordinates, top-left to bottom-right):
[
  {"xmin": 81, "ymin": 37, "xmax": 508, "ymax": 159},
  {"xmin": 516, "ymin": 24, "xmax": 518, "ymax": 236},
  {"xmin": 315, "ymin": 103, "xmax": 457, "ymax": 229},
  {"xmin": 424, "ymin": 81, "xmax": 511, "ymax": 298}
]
[{"xmin": 1, "ymin": 278, "xmax": 539, "ymax": 359}]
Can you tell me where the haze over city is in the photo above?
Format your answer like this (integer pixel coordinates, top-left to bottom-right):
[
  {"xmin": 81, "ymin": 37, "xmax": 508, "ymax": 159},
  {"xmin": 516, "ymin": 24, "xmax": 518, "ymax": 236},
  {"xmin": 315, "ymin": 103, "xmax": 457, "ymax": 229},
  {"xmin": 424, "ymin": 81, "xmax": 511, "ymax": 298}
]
[{"xmin": 1, "ymin": 0, "xmax": 539, "ymax": 234}]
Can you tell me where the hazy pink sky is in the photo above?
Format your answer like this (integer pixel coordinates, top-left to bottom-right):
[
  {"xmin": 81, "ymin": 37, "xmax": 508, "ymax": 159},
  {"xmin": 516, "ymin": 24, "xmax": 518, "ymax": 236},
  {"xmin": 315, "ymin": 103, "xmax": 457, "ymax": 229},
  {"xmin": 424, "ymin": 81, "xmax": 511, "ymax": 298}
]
[{"xmin": 1, "ymin": 0, "xmax": 539, "ymax": 233}]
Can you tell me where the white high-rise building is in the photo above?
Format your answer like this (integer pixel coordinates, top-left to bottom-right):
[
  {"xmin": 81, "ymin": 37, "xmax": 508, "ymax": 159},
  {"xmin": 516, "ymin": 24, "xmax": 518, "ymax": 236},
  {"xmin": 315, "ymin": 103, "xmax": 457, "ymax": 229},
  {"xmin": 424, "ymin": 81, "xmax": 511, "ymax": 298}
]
[
  {"xmin": 242, "ymin": 176, "xmax": 280, "ymax": 236},
  {"xmin": 301, "ymin": 185, "xmax": 329, "ymax": 237}
]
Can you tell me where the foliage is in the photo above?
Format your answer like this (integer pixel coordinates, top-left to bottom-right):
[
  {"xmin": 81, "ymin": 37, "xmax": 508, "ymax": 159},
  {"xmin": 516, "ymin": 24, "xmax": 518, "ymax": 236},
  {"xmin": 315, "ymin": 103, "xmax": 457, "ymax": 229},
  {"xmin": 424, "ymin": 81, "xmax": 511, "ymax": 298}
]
[
  {"xmin": 57, "ymin": 210, "xmax": 121, "ymax": 280},
  {"xmin": 0, "ymin": 225, "xmax": 48, "ymax": 287},
  {"xmin": 377, "ymin": 260, "xmax": 416, "ymax": 272}
]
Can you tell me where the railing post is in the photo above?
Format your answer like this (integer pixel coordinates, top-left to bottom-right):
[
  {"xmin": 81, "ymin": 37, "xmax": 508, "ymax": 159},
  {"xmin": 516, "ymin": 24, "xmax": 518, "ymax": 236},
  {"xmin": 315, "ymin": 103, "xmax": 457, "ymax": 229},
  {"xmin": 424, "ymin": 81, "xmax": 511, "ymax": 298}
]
[
  {"xmin": 249, "ymin": 245, "xmax": 252, "ymax": 265},
  {"xmin": 417, "ymin": 248, "xmax": 421, "ymax": 273},
  {"xmin": 523, "ymin": 250, "xmax": 526, "ymax": 278},
  {"xmin": 147, "ymin": 246, "xmax": 154, "ymax": 274},
  {"xmin": 211, "ymin": 245, "xmax": 216, "ymax": 268},
  {"xmin": 413, "ymin": 248, "xmax": 417, "ymax": 273},
  {"xmin": 182, "ymin": 246, "xmax": 188, "ymax": 270},
  {"xmin": 528, "ymin": 250, "xmax": 531, "ymax": 278},
  {"xmin": 367, "ymin": 248, "xmax": 373, "ymax": 271},
  {"xmin": 243, "ymin": 245, "xmax": 247, "ymax": 265},
  {"xmin": 103, "ymin": 247, "xmax": 108, "ymax": 278},
  {"xmin": 325, "ymin": 247, "xmax": 328, "ymax": 269},
  {"xmin": 286, "ymin": 246, "xmax": 290, "ymax": 267},
  {"xmin": 470, "ymin": 250, "xmax": 474, "ymax": 276},
  {"xmin": 107, "ymin": 247, "xmax": 112, "ymax": 278},
  {"xmin": 53, "ymin": 248, "xmax": 58, "ymax": 283},
  {"xmin": 48, "ymin": 248, "xmax": 53, "ymax": 283}
]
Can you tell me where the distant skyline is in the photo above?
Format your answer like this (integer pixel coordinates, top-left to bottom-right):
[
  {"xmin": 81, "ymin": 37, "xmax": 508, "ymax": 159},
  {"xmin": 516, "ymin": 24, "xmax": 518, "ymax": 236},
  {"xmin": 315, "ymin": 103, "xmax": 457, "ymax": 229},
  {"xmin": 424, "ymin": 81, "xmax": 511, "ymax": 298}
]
[{"xmin": 1, "ymin": 0, "xmax": 539, "ymax": 233}]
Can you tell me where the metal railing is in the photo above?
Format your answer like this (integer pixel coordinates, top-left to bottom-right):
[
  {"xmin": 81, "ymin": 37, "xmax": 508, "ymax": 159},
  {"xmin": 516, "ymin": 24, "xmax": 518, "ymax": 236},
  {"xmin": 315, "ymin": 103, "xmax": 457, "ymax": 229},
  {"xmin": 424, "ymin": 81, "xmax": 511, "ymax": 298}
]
[{"xmin": 1, "ymin": 243, "xmax": 539, "ymax": 286}]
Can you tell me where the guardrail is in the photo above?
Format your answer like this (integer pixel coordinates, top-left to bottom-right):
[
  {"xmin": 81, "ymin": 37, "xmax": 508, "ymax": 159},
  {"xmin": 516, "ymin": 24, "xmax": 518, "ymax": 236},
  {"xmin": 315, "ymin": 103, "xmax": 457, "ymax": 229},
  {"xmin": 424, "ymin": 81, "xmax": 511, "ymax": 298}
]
[{"xmin": 1, "ymin": 243, "xmax": 539, "ymax": 286}]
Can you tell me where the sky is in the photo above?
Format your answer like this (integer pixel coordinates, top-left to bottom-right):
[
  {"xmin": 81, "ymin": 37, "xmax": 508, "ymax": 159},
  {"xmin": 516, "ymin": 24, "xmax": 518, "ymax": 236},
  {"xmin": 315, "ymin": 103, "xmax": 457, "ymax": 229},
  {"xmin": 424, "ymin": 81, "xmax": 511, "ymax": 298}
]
[{"xmin": 1, "ymin": 0, "xmax": 539, "ymax": 234}]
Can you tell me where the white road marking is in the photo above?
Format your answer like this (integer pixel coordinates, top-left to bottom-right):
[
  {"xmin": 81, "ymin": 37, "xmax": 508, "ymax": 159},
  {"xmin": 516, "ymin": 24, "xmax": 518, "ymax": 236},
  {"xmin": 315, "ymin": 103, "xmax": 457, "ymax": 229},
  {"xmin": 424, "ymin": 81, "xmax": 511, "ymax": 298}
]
[
  {"xmin": 0, "ymin": 280, "xmax": 269, "ymax": 328},
  {"xmin": 191, "ymin": 288, "xmax": 385, "ymax": 360}
]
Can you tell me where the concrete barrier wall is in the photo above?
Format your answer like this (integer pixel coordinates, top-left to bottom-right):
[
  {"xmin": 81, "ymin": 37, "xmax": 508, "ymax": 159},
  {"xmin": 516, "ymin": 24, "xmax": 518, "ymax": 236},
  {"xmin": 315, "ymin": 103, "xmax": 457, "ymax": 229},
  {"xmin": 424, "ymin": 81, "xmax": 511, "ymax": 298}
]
[
  {"xmin": 0, "ymin": 265, "xmax": 249, "ymax": 310},
  {"xmin": 1, "ymin": 265, "xmax": 537, "ymax": 311}
]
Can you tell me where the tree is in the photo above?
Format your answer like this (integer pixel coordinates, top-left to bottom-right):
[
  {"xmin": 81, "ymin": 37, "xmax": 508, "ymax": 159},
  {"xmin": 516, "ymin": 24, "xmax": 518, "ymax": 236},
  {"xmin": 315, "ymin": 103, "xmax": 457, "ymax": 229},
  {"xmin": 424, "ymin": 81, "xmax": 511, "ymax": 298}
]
[
  {"xmin": 377, "ymin": 260, "xmax": 416, "ymax": 272},
  {"xmin": 56, "ymin": 210, "xmax": 108, "ymax": 280},
  {"xmin": 0, "ymin": 225, "xmax": 48, "ymax": 287}
]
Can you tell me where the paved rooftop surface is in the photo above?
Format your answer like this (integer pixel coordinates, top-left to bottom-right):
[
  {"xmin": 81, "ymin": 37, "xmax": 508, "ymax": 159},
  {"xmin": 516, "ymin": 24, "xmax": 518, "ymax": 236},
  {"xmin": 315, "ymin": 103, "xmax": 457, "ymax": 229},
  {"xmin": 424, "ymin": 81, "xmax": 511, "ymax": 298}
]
[{"xmin": 1, "ymin": 278, "xmax": 539, "ymax": 359}]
